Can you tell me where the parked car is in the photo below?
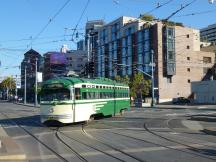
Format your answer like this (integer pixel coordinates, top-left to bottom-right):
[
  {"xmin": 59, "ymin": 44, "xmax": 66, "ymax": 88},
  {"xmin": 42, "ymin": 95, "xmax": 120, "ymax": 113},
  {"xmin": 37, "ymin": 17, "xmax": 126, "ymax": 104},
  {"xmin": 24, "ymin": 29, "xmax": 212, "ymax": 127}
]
[{"xmin": 172, "ymin": 97, "xmax": 190, "ymax": 104}]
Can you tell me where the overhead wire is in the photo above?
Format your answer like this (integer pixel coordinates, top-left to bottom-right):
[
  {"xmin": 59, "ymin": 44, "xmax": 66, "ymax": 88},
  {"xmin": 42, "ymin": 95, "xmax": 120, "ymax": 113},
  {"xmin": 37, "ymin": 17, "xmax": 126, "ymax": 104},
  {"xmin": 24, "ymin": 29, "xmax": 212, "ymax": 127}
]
[
  {"xmin": 71, "ymin": 0, "xmax": 91, "ymax": 41},
  {"xmin": 145, "ymin": 0, "xmax": 175, "ymax": 15},
  {"xmin": 164, "ymin": 0, "xmax": 198, "ymax": 21},
  {"xmin": 174, "ymin": 8, "xmax": 216, "ymax": 17},
  {"xmin": 29, "ymin": 0, "xmax": 72, "ymax": 46}
]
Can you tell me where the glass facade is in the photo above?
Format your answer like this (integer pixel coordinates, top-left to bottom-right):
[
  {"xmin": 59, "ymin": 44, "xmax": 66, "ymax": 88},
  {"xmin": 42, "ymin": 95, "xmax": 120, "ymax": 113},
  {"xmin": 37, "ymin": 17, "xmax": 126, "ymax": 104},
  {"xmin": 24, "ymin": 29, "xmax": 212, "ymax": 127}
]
[
  {"xmin": 163, "ymin": 26, "xmax": 176, "ymax": 76},
  {"xmin": 97, "ymin": 22, "xmax": 152, "ymax": 78},
  {"xmin": 137, "ymin": 29, "xmax": 151, "ymax": 74}
]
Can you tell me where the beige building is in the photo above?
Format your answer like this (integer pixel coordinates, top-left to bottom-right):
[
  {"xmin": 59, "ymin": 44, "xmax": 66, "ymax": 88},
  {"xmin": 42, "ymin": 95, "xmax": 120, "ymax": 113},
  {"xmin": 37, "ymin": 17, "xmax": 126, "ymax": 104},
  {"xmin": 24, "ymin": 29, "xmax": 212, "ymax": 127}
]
[
  {"xmin": 94, "ymin": 16, "xmax": 215, "ymax": 103},
  {"xmin": 154, "ymin": 22, "xmax": 215, "ymax": 102}
]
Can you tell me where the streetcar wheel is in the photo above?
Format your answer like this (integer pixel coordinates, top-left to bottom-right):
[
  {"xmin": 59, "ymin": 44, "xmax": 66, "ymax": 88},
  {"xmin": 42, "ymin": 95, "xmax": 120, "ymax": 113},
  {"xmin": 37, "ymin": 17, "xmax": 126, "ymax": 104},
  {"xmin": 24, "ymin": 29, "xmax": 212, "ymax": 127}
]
[
  {"xmin": 86, "ymin": 116, "xmax": 94, "ymax": 124},
  {"xmin": 120, "ymin": 109, "xmax": 126, "ymax": 116}
]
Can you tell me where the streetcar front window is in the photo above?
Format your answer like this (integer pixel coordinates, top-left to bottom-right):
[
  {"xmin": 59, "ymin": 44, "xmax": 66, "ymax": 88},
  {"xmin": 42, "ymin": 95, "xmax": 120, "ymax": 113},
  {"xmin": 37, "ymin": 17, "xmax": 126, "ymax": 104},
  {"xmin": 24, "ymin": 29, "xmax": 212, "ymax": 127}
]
[{"xmin": 41, "ymin": 88, "xmax": 70, "ymax": 101}]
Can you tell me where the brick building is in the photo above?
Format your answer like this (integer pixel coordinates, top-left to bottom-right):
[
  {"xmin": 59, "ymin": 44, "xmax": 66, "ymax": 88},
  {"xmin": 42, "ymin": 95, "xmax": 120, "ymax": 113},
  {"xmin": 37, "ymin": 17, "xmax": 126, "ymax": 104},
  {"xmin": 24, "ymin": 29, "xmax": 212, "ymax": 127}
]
[{"xmin": 20, "ymin": 49, "xmax": 43, "ymax": 102}]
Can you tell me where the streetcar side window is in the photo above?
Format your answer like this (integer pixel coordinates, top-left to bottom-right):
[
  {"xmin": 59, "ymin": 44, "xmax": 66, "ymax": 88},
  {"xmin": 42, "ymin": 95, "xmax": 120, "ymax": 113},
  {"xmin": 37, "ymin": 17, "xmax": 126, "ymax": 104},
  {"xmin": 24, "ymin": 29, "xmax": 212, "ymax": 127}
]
[
  {"xmin": 75, "ymin": 88, "xmax": 81, "ymax": 100},
  {"xmin": 82, "ymin": 92, "xmax": 87, "ymax": 99}
]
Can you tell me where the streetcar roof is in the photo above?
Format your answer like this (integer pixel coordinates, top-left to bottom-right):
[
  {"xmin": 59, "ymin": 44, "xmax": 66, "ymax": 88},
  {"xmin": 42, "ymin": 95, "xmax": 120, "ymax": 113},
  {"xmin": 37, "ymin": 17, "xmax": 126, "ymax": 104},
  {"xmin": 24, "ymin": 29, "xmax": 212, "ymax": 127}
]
[{"xmin": 42, "ymin": 77, "xmax": 128, "ymax": 88}]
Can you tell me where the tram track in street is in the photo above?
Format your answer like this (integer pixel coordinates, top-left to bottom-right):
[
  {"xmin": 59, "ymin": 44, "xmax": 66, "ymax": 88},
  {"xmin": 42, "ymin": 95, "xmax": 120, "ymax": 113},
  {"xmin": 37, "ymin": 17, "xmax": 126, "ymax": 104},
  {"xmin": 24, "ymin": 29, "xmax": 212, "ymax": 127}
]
[
  {"xmin": 165, "ymin": 117, "xmax": 216, "ymax": 149},
  {"xmin": 3, "ymin": 112, "xmax": 139, "ymax": 162},
  {"xmin": 0, "ymin": 112, "xmax": 70, "ymax": 162},
  {"xmin": 2, "ymin": 112, "xmax": 137, "ymax": 162},
  {"xmin": 18, "ymin": 119, "xmax": 90, "ymax": 162},
  {"xmin": 86, "ymin": 117, "xmax": 216, "ymax": 161},
  {"xmin": 0, "ymin": 112, "xmax": 97, "ymax": 162},
  {"xmin": 56, "ymin": 124, "xmax": 145, "ymax": 162},
  {"xmin": 143, "ymin": 121, "xmax": 216, "ymax": 161}
]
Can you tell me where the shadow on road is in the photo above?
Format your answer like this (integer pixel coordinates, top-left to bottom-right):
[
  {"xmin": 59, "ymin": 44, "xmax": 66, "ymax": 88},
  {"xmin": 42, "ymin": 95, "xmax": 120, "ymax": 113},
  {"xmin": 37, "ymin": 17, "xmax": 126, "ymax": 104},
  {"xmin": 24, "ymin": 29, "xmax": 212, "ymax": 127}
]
[
  {"xmin": 189, "ymin": 147, "xmax": 216, "ymax": 156},
  {"xmin": 201, "ymin": 129, "xmax": 216, "ymax": 136},
  {"xmin": 189, "ymin": 114, "xmax": 216, "ymax": 122},
  {"xmin": 0, "ymin": 115, "xmax": 43, "ymax": 127}
]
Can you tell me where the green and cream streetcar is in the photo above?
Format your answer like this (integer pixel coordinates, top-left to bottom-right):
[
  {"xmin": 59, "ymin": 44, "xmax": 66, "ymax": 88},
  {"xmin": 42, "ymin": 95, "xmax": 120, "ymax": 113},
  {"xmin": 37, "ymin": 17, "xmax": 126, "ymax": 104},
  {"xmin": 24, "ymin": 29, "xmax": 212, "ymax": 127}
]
[{"xmin": 40, "ymin": 77, "xmax": 130, "ymax": 124}]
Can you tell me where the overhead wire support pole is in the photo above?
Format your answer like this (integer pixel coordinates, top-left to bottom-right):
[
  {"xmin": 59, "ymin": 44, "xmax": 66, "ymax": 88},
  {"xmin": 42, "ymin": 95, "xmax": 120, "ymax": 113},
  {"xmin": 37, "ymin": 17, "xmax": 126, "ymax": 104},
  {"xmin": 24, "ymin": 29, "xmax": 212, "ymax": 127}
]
[
  {"xmin": 35, "ymin": 58, "xmax": 38, "ymax": 107},
  {"xmin": 151, "ymin": 50, "xmax": 155, "ymax": 107},
  {"xmin": 24, "ymin": 65, "xmax": 27, "ymax": 105},
  {"xmin": 117, "ymin": 50, "xmax": 155, "ymax": 108}
]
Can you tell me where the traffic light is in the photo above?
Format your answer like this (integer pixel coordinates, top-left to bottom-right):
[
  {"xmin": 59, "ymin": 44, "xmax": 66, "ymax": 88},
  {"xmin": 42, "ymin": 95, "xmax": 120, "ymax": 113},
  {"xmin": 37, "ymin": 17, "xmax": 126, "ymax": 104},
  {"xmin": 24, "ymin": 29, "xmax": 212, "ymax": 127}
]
[{"xmin": 88, "ymin": 62, "xmax": 95, "ymax": 73}]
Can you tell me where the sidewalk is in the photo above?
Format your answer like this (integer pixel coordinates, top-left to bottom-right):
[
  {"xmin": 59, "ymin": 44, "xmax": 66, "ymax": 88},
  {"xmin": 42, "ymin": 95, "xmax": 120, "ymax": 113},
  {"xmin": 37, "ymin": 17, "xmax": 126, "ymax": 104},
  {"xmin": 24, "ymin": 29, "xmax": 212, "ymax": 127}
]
[
  {"xmin": 157, "ymin": 104, "xmax": 216, "ymax": 109},
  {"xmin": 132, "ymin": 104, "xmax": 216, "ymax": 110},
  {"xmin": 15, "ymin": 102, "xmax": 40, "ymax": 108}
]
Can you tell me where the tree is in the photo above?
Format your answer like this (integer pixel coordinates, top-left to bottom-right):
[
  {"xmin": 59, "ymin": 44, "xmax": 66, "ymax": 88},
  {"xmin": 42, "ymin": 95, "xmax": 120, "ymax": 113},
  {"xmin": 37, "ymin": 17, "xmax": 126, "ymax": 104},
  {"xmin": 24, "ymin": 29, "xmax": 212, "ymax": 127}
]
[
  {"xmin": 140, "ymin": 14, "xmax": 155, "ymax": 21},
  {"xmin": 1, "ymin": 77, "xmax": 16, "ymax": 90},
  {"xmin": 122, "ymin": 75, "xmax": 130, "ymax": 85},
  {"xmin": 114, "ymin": 75, "xmax": 130, "ymax": 84},
  {"xmin": 130, "ymin": 73, "xmax": 151, "ymax": 100},
  {"xmin": 114, "ymin": 75, "xmax": 122, "ymax": 82},
  {"xmin": 0, "ymin": 77, "xmax": 16, "ymax": 99}
]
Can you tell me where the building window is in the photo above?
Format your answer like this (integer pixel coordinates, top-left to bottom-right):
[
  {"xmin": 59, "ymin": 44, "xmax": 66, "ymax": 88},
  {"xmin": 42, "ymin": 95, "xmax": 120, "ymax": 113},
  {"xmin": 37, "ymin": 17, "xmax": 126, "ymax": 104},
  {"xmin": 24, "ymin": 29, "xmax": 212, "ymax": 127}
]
[
  {"xmin": 187, "ymin": 45, "xmax": 190, "ymax": 49},
  {"xmin": 187, "ymin": 68, "xmax": 190, "ymax": 72},
  {"xmin": 188, "ymin": 79, "xmax": 191, "ymax": 83},
  {"xmin": 168, "ymin": 51, "xmax": 174, "ymax": 60},
  {"xmin": 167, "ymin": 76, "xmax": 172, "ymax": 83},
  {"xmin": 203, "ymin": 57, "xmax": 212, "ymax": 63},
  {"xmin": 187, "ymin": 34, "xmax": 190, "ymax": 38},
  {"xmin": 187, "ymin": 57, "xmax": 190, "ymax": 61}
]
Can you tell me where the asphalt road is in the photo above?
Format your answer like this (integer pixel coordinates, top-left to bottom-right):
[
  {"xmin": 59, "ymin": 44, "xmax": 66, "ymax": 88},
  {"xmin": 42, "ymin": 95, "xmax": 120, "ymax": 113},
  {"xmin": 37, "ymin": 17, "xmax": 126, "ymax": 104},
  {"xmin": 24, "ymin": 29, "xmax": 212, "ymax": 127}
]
[{"xmin": 0, "ymin": 101, "xmax": 215, "ymax": 162}]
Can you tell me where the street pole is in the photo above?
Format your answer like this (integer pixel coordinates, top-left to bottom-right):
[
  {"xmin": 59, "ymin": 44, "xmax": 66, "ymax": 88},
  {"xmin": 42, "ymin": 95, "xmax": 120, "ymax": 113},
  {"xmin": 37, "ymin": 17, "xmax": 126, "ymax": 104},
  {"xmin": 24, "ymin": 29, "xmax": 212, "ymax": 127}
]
[
  {"xmin": 35, "ymin": 58, "xmax": 38, "ymax": 107},
  {"xmin": 24, "ymin": 65, "xmax": 26, "ymax": 105},
  {"xmin": 117, "ymin": 60, "xmax": 155, "ymax": 108},
  {"xmin": 151, "ymin": 50, "xmax": 155, "ymax": 107},
  {"xmin": 15, "ymin": 75, "xmax": 17, "ymax": 102}
]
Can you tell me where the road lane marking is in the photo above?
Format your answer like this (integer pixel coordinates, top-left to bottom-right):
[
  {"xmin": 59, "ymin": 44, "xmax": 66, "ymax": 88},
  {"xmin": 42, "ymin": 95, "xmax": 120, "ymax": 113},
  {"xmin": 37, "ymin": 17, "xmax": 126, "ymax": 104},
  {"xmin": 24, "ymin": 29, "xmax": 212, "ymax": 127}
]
[
  {"xmin": 0, "ymin": 125, "xmax": 9, "ymax": 137},
  {"xmin": 0, "ymin": 154, "xmax": 27, "ymax": 160}
]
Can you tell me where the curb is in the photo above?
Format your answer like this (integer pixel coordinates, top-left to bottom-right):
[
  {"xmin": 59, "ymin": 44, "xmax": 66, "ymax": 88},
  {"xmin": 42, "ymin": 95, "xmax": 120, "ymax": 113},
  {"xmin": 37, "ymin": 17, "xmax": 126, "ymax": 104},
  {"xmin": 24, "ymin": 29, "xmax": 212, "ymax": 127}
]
[
  {"xmin": 201, "ymin": 128, "xmax": 216, "ymax": 136},
  {"xmin": 14, "ymin": 103, "xmax": 40, "ymax": 108}
]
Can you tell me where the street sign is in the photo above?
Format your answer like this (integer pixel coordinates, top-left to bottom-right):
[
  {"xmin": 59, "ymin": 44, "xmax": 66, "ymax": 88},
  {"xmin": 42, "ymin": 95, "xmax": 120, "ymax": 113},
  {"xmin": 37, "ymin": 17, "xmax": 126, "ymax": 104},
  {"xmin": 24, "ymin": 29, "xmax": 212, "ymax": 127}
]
[{"xmin": 16, "ymin": 82, "xmax": 21, "ymax": 89}]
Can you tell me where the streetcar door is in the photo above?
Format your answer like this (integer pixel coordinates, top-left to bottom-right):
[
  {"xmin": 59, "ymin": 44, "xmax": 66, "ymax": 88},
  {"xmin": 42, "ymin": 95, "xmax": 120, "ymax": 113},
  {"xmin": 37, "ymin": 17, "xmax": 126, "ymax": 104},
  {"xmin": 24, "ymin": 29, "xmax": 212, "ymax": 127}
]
[{"xmin": 70, "ymin": 87, "xmax": 75, "ymax": 123}]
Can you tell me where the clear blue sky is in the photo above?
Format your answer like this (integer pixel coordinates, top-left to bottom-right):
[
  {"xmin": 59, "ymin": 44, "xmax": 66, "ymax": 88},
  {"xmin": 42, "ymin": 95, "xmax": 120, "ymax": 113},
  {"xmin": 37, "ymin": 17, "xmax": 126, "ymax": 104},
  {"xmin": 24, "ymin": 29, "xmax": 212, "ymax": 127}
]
[{"xmin": 0, "ymin": 0, "xmax": 216, "ymax": 78}]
